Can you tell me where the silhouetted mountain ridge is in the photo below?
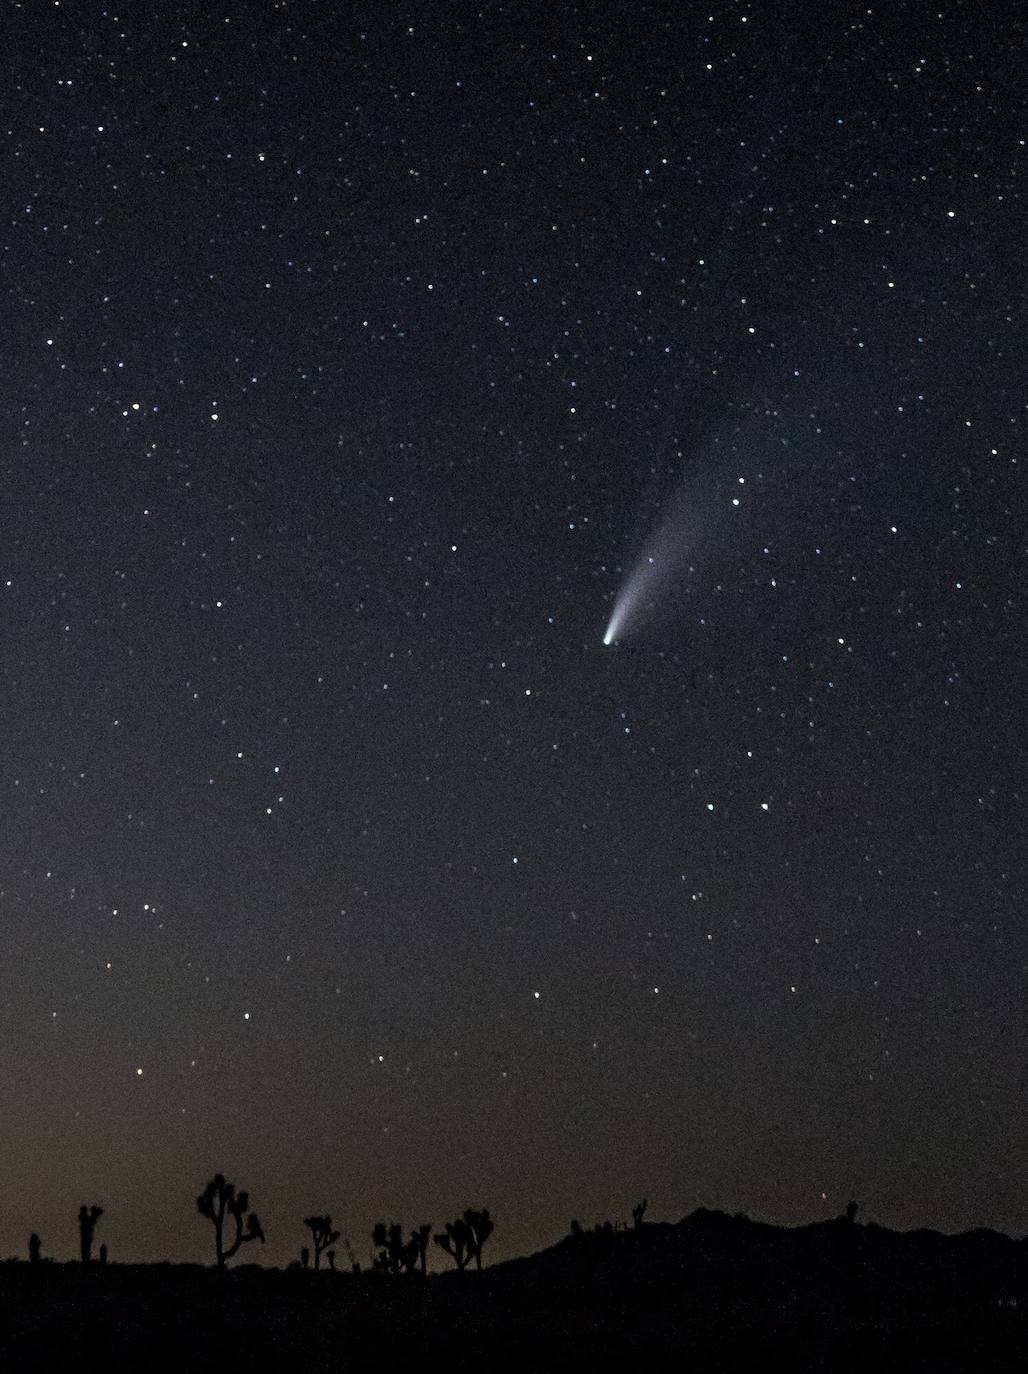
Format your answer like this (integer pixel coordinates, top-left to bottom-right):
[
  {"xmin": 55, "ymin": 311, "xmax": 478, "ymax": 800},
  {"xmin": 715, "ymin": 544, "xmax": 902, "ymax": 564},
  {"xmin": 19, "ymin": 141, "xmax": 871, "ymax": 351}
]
[{"xmin": 0, "ymin": 1208, "xmax": 1024, "ymax": 1371}]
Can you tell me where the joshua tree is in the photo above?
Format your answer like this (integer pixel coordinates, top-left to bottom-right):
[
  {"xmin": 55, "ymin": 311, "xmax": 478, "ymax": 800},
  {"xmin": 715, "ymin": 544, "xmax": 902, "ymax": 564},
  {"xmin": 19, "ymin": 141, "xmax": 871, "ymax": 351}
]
[
  {"xmin": 303, "ymin": 1215, "xmax": 340, "ymax": 1271},
  {"xmin": 326, "ymin": 1249, "xmax": 336, "ymax": 1272},
  {"xmin": 372, "ymin": 1221, "xmax": 420, "ymax": 1275},
  {"xmin": 434, "ymin": 1217, "xmax": 472, "ymax": 1270},
  {"xmin": 411, "ymin": 1223, "xmax": 432, "ymax": 1275},
  {"xmin": 464, "ymin": 1208, "xmax": 494, "ymax": 1271},
  {"xmin": 28, "ymin": 1234, "xmax": 41, "ymax": 1265},
  {"xmin": 845, "ymin": 1200, "xmax": 859, "ymax": 1223},
  {"xmin": 300, "ymin": 1246, "xmax": 310, "ymax": 1269},
  {"xmin": 196, "ymin": 1173, "xmax": 265, "ymax": 1268},
  {"xmin": 79, "ymin": 1205, "xmax": 104, "ymax": 1264},
  {"xmin": 433, "ymin": 1212, "xmax": 485, "ymax": 1271},
  {"xmin": 632, "ymin": 1198, "xmax": 648, "ymax": 1228},
  {"xmin": 99, "ymin": 1244, "xmax": 108, "ymax": 1265},
  {"xmin": 372, "ymin": 1221, "xmax": 399, "ymax": 1273}
]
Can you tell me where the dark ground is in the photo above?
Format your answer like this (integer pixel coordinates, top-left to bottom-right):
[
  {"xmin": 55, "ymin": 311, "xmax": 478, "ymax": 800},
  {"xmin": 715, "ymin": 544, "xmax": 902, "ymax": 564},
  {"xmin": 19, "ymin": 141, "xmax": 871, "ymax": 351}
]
[{"xmin": 2, "ymin": 1211, "xmax": 1026, "ymax": 1372}]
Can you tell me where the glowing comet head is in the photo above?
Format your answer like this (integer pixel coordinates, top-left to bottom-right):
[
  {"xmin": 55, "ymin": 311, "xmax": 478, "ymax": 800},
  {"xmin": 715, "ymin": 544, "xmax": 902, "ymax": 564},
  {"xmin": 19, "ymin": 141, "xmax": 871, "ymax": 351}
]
[
  {"xmin": 602, "ymin": 597, "xmax": 628, "ymax": 645},
  {"xmin": 602, "ymin": 552, "xmax": 662, "ymax": 646},
  {"xmin": 602, "ymin": 479, "xmax": 711, "ymax": 645}
]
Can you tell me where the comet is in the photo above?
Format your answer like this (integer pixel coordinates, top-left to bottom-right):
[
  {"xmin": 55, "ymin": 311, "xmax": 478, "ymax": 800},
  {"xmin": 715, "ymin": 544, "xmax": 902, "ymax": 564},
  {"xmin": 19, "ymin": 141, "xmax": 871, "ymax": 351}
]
[
  {"xmin": 603, "ymin": 554, "xmax": 663, "ymax": 645},
  {"xmin": 603, "ymin": 477, "xmax": 716, "ymax": 645}
]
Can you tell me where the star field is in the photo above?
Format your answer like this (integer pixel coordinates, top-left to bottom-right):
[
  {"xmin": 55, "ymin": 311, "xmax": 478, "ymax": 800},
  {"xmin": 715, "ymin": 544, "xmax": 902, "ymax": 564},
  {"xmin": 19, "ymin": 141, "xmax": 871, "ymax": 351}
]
[{"xmin": 0, "ymin": 1, "xmax": 1025, "ymax": 1267}]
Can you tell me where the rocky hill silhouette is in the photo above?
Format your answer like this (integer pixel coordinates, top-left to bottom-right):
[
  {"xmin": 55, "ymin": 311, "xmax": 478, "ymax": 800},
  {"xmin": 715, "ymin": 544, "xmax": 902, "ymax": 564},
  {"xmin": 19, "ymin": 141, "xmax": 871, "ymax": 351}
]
[{"xmin": 1, "ymin": 1209, "xmax": 1025, "ymax": 1371}]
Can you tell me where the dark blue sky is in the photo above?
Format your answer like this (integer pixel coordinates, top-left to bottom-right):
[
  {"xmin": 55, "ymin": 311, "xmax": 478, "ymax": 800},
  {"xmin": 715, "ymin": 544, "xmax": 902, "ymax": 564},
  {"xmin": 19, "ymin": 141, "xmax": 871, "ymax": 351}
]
[{"xmin": 0, "ymin": 0, "xmax": 1024, "ymax": 1266}]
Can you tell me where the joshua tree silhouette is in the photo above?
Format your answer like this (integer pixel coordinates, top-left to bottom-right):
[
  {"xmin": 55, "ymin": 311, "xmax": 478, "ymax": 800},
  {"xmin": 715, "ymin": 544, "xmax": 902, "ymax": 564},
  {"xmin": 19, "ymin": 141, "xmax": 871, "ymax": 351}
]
[
  {"xmin": 632, "ymin": 1198, "xmax": 648, "ymax": 1228},
  {"xmin": 464, "ymin": 1208, "xmax": 494, "ymax": 1271},
  {"xmin": 434, "ymin": 1210, "xmax": 494, "ymax": 1271},
  {"xmin": 196, "ymin": 1173, "xmax": 265, "ymax": 1268},
  {"xmin": 372, "ymin": 1221, "xmax": 421, "ymax": 1275},
  {"xmin": 78, "ymin": 1205, "xmax": 104, "ymax": 1264},
  {"xmin": 433, "ymin": 1217, "xmax": 473, "ymax": 1270},
  {"xmin": 411, "ymin": 1223, "xmax": 432, "ymax": 1275},
  {"xmin": 28, "ymin": 1233, "xmax": 41, "ymax": 1265},
  {"xmin": 303, "ymin": 1215, "xmax": 340, "ymax": 1271}
]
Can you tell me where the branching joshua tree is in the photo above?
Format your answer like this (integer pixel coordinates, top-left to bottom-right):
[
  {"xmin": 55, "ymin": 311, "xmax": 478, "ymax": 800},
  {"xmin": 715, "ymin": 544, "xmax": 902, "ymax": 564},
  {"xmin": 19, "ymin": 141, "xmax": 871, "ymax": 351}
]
[
  {"xmin": 434, "ymin": 1215, "xmax": 474, "ymax": 1271},
  {"xmin": 303, "ymin": 1215, "xmax": 340, "ymax": 1271},
  {"xmin": 196, "ymin": 1173, "xmax": 265, "ymax": 1268},
  {"xmin": 79, "ymin": 1205, "xmax": 104, "ymax": 1264},
  {"xmin": 464, "ymin": 1208, "xmax": 494, "ymax": 1271},
  {"xmin": 372, "ymin": 1221, "xmax": 399, "ymax": 1274},
  {"xmin": 372, "ymin": 1221, "xmax": 421, "ymax": 1275},
  {"xmin": 411, "ymin": 1223, "xmax": 432, "ymax": 1275},
  {"xmin": 632, "ymin": 1198, "xmax": 648, "ymax": 1228}
]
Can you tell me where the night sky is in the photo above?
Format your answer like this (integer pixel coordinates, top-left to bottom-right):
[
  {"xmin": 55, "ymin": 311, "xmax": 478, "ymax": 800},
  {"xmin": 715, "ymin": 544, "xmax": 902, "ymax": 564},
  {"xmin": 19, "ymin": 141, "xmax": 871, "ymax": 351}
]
[{"xmin": 1, "ymin": 1, "xmax": 1025, "ymax": 1269}]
